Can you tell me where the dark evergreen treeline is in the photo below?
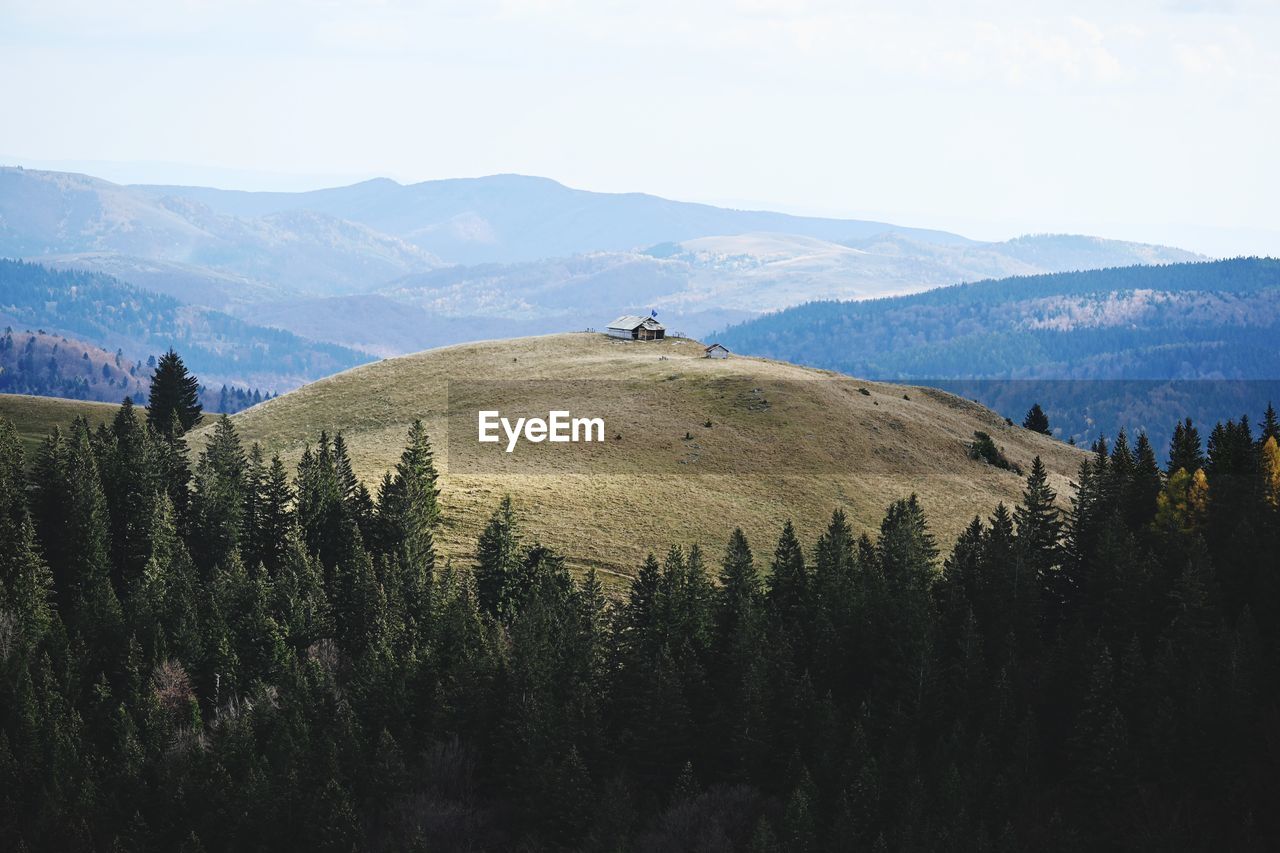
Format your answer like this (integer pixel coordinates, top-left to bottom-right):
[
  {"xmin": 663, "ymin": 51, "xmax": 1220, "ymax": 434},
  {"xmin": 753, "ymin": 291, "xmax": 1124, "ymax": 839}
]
[
  {"xmin": 717, "ymin": 257, "xmax": 1280, "ymax": 448},
  {"xmin": 206, "ymin": 384, "xmax": 275, "ymax": 415},
  {"xmin": 1, "ymin": 398, "xmax": 1279, "ymax": 850}
]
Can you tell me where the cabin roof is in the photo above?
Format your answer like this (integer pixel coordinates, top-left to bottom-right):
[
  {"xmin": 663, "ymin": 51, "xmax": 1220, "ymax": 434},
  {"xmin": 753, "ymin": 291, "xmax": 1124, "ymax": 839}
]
[
  {"xmin": 608, "ymin": 315, "xmax": 665, "ymax": 331},
  {"xmin": 705, "ymin": 343, "xmax": 729, "ymax": 352}
]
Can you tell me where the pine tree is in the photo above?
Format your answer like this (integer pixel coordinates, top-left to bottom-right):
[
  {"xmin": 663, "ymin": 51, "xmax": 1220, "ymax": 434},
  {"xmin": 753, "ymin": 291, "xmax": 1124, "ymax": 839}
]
[
  {"xmin": 272, "ymin": 530, "xmax": 332, "ymax": 652},
  {"xmin": 295, "ymin": 434, "xmax": 350, "ymax": 571},
  {"xmin": 475, "ymin": 495, "xmax": 524, "ymax": 622},
  {"xmin": 1260, "ymin": 402, "xmax": 1280, "ymax": 445},
  {"xmin": 241, "ymin": 443, "xmax": 267, "ymax": 570},
  {"xmin": 711, "ymin": 529, "xmax": 766, "ymax": 778},
  {"xmin": 717, "ymin": 528, "xmax": 760, "ymax": 640},
  {"xmin": 1022, "ymin": 403, "xmax": 1051, "ymax": 435},
  {"xmin": 156, "ymin": 410, "xmax": 193, "ymax": 524},
  {"xmin": 0, "ymin": 419, "xmax": 26, "ymax": 527},
  {"xmin": 1015, "ymin": 456, "xmax": 1064, "ymax": 583},
  {"xmin": 1168, "ymin": 417, "xmax": 1205, "ymax": 476},
  {"xmin": 101, "ymin": 398, "xmax": 160, "ymax": 592},
  {"xmin": 62, "ymin": 419, "xmax": 125, "ymax": 656},
  {"xmin": 0, "ymin": 513, "xmax": 56, "ymax": 646},
  {"xmin": 253, "ymin": 455, "xmax": 294, "ymax": 576},
  {"xmin": 146, "ymin": 349, "xmax": 202, "ymax": 437},
  {"xmin": 377, "ymin": 422, "xmax": 439, "ymax": 566},
  {"xmin": 30, "ymin": 426, "xmax": 70, "ymax": 601},
  {"xmin": 378, "ymin": 421, "xmax": 440, "ymax": 637},
  {"xmin": 189, "ymin": 415, "xmax": 248, "ymax": 572},
  {"xmin": 767, "ymin": 520, "xmax": 809, "ymax": 626},
  {"xmin": 1128, "ymin": 432, "xmax": 1163, "ymax": 530},
  {"xmin": 333, "ymin": 432, "xmax": 373, "ymax": 544}
]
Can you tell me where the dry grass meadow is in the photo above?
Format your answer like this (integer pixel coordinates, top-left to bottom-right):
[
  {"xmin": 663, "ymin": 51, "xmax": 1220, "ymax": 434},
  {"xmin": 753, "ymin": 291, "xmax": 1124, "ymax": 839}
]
[
  {"xmin": 209, "ymin": 333, "xmax": 1087, "ymax": 589},
  {"xmin": 0, "ymin": 393, "xmax": 118, "ymax": 458}
]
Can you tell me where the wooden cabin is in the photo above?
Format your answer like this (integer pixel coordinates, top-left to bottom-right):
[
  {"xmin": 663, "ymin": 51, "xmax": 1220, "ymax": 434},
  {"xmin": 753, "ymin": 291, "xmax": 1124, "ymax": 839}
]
[
  {"xmin": 606, "ymin": 315, "xmax": 666, "ymax": 341},
  {"xmin": 704, "ymin": 343, "xmax": 730, "ymax": 359}
]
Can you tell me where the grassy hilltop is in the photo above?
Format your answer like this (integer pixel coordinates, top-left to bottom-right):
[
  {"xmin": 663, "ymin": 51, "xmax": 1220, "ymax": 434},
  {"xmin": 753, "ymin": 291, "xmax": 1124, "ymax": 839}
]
[
  {"xmin": 0, "ymin": 393, "xmax": 118, "ymax": 457},
  {"xmin": 212, "ymin": 332, "xmax": 1084, "ymax": 582}
]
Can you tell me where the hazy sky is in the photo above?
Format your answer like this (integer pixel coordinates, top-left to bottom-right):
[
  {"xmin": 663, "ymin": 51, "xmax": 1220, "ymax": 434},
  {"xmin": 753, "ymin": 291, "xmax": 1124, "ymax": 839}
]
[{"xmin": 2, "ymin": 0, "xmax": 1278, "ymax": 255}]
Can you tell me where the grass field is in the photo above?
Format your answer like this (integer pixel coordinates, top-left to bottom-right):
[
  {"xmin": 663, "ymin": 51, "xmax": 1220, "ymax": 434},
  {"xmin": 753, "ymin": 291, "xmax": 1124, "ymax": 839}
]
[
  {"xmin": 211, "ymin": 333, "xmax": 1087, "ymax": 587},
  {"xmin": 0, "ymin": 393, "xmax": 120, "ymax": 458}
]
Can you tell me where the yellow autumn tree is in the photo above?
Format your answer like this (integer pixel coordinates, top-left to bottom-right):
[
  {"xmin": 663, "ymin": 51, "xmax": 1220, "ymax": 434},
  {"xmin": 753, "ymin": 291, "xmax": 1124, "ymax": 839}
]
[
  {"xmin": 1262, "ymin": 436, "xmax": 1280, "ymax": 510},
  {"xmin": 1153, "ymin": 467, "xmax": 1210, "ymax": 536}
]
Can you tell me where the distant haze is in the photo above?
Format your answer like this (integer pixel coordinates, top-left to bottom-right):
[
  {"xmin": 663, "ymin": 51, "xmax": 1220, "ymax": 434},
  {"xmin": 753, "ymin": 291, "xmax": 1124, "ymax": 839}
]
[{"xmin": 2, "ymin": 1, "xmax": 1278, "ymax": 258}]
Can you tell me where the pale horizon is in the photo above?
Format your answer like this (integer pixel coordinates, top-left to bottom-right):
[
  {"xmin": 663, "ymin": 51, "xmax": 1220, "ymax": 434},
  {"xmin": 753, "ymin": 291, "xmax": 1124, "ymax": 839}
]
[{"xmin": 4, "ymin": 0, "xmax": 1279, "ymax": 257}]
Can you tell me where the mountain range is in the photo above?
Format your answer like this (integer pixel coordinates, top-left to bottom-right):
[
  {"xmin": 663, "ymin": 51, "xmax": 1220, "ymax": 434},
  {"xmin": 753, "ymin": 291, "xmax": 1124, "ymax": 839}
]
[{"xmin": 1, "ymin": 165, "xmax": 1202, "ymax": 364}]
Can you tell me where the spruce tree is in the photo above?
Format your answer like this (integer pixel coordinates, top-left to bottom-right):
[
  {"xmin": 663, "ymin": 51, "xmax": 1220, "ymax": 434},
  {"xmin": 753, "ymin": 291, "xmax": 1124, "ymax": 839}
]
[
  {"xmin": 712, "ymin": 528, "xmax": 766, "ymax": 777},
  {"xmin": 1168, "ymin": 417, "xmax": 1205, "ymax": 475},
  {"xmin": 241, "ymin": 443, "xmax": 267, "ymax": 571},
  {"xmin": 189, "ymin": 415, "xmax": 248, "ymax": 572},
  {"xmin": 146, "ymin": 349, "xmax": 202, "ymax": 437},
  {"xmin": 101, "ymin": 398, "xmax": 161, "ymax": 592},
  {"xmin": 767, "ymin": 520, "xmax": 809, "ymax": 625},
  {"xmin": 1261, "ymin": 402, "xmax": 1280, "ymax": 445},
  {"xmin": 379, "ymin": 421, "xmax": 440, "ymax": 637},
  {"xmin": 1015, "ymin": 456, "xmax": 1062, "ymax": 552},
  {"xmin": 253, "ymin": 455, "xmax": 294, "ymax": 576},
  {"xmin": 475, "ymin": 495, "xmax": 524, "ymax": 622},
  {"xmin": 379, "ymin": 421, "xmax": 440, "ymax": 568},
  {"xmin": 1022, "ymin": 403, "xmax": 1051, "ymax": 435},
  {"xmin": 1130, "ymin": 432, "xmax": 1163, "ymax": 528},
  {"xmin": 717, "ymin": 528, "xmax": 760, "ymax": 639},
  {"xmin": 0, "ymin": 514, "xmax": 56, "ymax": 646},
  {"xmin": 62, "ymin": 419, "xmax": 125, "ymax": 655}
]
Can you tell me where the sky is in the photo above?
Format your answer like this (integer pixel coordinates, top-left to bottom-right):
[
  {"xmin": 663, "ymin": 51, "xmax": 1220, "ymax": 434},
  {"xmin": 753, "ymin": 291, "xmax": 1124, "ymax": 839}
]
[{"xmin": 2, "ymin": 0, "xmax": 1278, "ymax": 256}]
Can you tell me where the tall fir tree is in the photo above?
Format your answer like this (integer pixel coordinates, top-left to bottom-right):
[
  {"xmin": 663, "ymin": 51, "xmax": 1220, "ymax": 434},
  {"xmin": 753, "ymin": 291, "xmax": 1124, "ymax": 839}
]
[
  {"xmin": 377, "ymin": 420, "xmax": 440, "ymax": 638},
  {"xmin": 252, "ymin": 454, "xmax": 294, "ymax": 577},
  {"xmin": 61, "ymin": 418, "xmax": 125, "ymax": 658},
  {"xmin": 189, "ymin": 416, "xmax": 248, "ymax": 573},
  {"xmin": 1022, "ymin": 403, "xmax": 1051, "ymax": 435},
  {"xmin": 475, "ymin": 495, "xmax": 525, "ymax": 622},
  {"xmin": 1168, "ymin": 417, "xmax": 1206, "ymax": 475},
  {"xmin": 1260, "ymin": 402, "xmax": 1280, "ymax": 445},
  {"xmin": 146, "ymin": 349, "xmax": 203, "ymax": 437}
]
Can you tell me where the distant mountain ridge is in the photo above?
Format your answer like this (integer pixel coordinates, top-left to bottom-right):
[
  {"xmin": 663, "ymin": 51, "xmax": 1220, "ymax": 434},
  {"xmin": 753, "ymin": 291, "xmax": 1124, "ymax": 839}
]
[
  {"xmin": 0, "ymin": 163, "xmax": 1205, "ymax": 369},
  {"xmin": 0, "ymin": 167, "xmax": 440, "ymax": 299},
  {"xmin": 717, "ymin": 257, "xmax": 1280, "ymax": 448},
  {"xmin": 130, "ymin": 173, "xmax": 972, "ymax": 265}
]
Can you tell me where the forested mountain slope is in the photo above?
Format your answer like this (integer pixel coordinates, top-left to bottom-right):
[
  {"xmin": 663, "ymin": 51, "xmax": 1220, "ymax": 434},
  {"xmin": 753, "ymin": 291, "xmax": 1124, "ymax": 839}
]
[
  {"xmin": 0, "ymin": 260, "xmax": 372, "ymax": 390},
  {"xmin": 719, "ymin": 258, "xmax": 1280, "ymax": 447}
]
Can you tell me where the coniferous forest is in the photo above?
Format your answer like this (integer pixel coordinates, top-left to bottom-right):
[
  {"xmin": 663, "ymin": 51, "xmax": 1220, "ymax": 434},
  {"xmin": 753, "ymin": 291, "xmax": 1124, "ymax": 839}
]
[{"xmin": 2, "ymin": 378, "xmax": 1280, "ymax": 850}]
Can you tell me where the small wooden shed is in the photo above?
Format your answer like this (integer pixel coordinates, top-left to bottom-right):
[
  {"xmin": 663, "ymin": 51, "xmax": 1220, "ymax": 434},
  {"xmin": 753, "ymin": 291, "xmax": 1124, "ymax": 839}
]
[{"xmin": 705, "ymin": 343, "xmax": 730, "ymax": 359}]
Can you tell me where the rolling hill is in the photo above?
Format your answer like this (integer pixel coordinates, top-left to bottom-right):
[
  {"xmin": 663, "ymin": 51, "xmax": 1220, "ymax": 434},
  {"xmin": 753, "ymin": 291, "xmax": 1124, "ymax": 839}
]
[
  {"xmin": 0, "ymin": 393, "xmax": 118, "ymax": 457},
  {"xmin": 0, "ymin": 326, "xmax": 148, "ymax": 402},
  {"xmin": 717, "ymin": 257, "xmax": 1280, "ymax": 450},
  {"xmin": 211, "ymin": 332, "xmax": 1085, "ymax": 583}
]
